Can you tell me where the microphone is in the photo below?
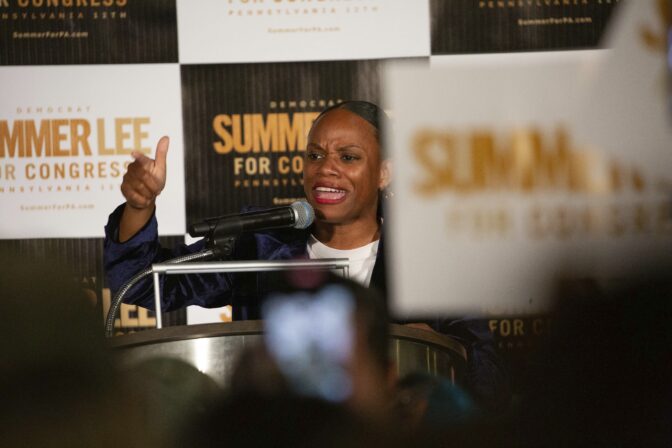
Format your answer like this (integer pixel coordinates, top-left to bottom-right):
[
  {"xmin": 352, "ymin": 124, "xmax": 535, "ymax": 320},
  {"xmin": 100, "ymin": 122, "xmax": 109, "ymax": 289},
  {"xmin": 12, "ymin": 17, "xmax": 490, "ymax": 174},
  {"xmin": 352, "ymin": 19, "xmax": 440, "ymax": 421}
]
[{"xmin": 189, "ymin": 200, "xmax": 315, "ymax": 238}]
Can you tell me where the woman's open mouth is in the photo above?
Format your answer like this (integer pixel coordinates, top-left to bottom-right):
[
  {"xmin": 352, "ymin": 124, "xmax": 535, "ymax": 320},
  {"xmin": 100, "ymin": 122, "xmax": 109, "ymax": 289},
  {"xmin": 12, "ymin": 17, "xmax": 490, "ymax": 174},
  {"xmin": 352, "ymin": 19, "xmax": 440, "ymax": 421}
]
[{"xmin": 313, "ymin": 186, "xmax": 347, "ymax": 204}]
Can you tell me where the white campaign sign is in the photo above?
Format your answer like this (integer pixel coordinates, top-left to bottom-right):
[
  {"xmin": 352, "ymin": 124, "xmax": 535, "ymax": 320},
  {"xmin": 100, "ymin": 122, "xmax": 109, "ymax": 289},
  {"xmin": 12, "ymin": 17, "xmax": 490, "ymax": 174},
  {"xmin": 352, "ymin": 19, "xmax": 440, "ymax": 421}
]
[
  {"xmin": 385, "ymin": 1, "xmax": 672, "ymax": 317},
  {"xmin": 0, "ymin": 64, "xmax": 186, "ymax": 239},
  {"xmin": 176, "ymin": 0, "xmax": 430, "ymax": 63}
]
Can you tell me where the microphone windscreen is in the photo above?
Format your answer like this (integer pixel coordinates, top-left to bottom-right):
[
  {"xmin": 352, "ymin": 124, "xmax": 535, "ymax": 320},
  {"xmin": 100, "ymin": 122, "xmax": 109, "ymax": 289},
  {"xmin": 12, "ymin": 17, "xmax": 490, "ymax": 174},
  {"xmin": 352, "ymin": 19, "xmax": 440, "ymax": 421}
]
[{"xmin": 291, "ymin": 200, "xmax": 314, "ymax": 229}]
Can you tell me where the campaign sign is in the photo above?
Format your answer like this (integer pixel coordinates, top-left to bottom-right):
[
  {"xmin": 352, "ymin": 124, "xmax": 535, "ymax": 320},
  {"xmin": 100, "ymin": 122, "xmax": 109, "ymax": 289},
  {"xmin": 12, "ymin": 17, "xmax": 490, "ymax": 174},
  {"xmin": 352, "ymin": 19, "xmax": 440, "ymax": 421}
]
[
  {"xmin": 384, "ymin": 27, "xmax": 672, "ymax": 317},
  {"xmin": 177, "ymin": 0, "xmax": 430, "ymax": 63},
  {"xmin": 0, "ymin": 64, "xmax": 185, "ymax": 238}
]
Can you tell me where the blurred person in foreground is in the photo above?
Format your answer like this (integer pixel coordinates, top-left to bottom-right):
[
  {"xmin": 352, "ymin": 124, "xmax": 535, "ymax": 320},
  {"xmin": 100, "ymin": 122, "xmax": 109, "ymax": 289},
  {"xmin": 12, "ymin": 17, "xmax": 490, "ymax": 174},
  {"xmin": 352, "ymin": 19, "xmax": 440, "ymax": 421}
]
[
  {"xmin": 397, "ymin": 273, "xmax": 672, "ymax": 447},
  {"xmin": 104, "ymin": 100, "xmax": 509, "ymax": 411},
  {"xmin": 0, "ymin": 251, "xmax": 152, "ymax": 447},
  {"xmin": 181, "ymin": 392, "xmax": 392, "ymax": 448},
  {"xmin": 181, "ymin": 274, "xmax": 403, "ymax": 447},
  {"xmin": 123, "ymin": 357, "xmax": 222, "ymax": 448},
  {"xmin": 231, "ymin": 274, "xmax": 394, "ymax": 422},
  {"xmin": 515, "ymin": 274, "xmax": 672, "ymax": 447}
]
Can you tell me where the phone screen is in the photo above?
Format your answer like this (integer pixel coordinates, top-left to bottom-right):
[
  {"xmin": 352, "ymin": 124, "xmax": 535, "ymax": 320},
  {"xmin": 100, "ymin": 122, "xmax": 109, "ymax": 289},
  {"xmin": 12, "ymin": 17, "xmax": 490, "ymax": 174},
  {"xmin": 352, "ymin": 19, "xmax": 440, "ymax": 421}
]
[{"xmin": 262, "ymin": 284, "xmax": 355, "ymax": 403}]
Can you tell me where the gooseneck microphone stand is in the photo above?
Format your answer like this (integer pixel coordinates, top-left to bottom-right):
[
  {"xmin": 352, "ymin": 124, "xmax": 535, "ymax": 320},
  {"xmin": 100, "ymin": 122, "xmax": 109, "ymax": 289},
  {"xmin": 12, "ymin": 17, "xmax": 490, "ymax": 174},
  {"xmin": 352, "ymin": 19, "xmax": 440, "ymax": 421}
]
[{"xmin": 104, "ymin": 228, "xmax": 240, "ymax": 338}]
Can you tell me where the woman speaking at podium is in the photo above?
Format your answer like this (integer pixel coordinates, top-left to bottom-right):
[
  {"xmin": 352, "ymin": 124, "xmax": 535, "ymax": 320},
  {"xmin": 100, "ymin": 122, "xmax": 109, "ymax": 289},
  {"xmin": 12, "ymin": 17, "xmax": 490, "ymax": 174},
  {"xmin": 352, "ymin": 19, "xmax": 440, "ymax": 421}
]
[
  {"xmin": 104, "ymin": 101, "xmax": 509, "ymax": 411},
  {"xmin": 105, "ymin": 101, "xmax": 390, "ymax": 316}
]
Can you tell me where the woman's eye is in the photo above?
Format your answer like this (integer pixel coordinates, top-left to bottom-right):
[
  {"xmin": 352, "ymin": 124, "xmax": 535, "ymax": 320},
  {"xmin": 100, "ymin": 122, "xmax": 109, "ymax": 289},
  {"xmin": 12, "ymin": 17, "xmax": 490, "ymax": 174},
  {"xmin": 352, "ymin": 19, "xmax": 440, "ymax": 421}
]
[
  {"xmin": 306, "ymin": 151, "xmax": 323, "ymax": 160},
  {"xmin": 341, "ymin": 154, "xmax": 359, "ymax": 162}
]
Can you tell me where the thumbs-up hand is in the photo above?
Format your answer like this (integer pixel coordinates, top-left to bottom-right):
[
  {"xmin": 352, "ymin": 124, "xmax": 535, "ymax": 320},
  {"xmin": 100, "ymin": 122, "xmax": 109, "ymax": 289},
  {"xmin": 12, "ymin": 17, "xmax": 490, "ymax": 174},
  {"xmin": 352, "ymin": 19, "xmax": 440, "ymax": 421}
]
[{"xmin": 121, "ymin": 136, "xmax": 169, "ymax": 210}]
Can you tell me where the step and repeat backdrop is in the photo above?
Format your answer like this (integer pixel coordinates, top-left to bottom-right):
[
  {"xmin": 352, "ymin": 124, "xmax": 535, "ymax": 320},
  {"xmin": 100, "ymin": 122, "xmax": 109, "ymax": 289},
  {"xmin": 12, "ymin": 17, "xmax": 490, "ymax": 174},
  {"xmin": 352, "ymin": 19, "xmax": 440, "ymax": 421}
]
[{"xmin": 0, "ymin": 0, "xmax": 621, "ymax": 386}]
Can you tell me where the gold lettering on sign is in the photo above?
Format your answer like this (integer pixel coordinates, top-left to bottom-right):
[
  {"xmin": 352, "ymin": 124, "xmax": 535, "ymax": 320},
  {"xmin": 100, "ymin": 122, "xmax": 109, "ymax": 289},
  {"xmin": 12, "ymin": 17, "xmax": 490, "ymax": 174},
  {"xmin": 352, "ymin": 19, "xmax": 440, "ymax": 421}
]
[
  {"xmin": 0, "ymin": 117, "xmax": 151, "ymax": 158},
  {"xmin": 640, "ymin": 0, "xmax": 671, "ymax": 52},
  {"xmin": 411, "ymin": 127, "xmax": 646, "ymax": 196},
  {"xmin": 212, "ymin": 112, "xmax": 320, "ymax": 154},
  {"xmin": 101, "ymin": 287, "xmax": 156, "ymax": 334}
]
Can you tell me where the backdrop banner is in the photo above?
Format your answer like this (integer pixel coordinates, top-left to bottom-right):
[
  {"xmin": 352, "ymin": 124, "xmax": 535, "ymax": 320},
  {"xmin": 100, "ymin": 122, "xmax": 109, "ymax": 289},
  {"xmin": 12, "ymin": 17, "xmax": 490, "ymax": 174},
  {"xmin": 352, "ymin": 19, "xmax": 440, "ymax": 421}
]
[
  {"xmin": 177, "ymin": 0, "xmax": 430, "ymax": 63},
  {"xmin": 0, "ymin": 0, "xmax": 639, "ymax": 349},
  {"xmin": 180, "ymin": 60, "xmax": 384, "ymax": 225},
  {"xmin": 430, "ymin": 0, "xmax": 619, "ymax": 54},
  {"xmin": 0, "ymin": 0, "xmax": 178, "ymax": 65},
  {"xmin": 0, "ymin": 64, "xmax": 185, "ymax": 239}
]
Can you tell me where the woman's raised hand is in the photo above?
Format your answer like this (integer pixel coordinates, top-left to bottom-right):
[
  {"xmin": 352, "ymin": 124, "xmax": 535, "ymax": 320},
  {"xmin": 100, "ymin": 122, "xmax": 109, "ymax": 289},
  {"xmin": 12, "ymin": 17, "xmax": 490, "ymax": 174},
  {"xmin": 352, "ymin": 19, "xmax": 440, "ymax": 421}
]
[
  {"xmin": 121, "ymin": 136, "xmax": 169, "ymax": 209},
  {"xmin": 118, "ymin": 136, "xmax": 169, "ymax": 242}
]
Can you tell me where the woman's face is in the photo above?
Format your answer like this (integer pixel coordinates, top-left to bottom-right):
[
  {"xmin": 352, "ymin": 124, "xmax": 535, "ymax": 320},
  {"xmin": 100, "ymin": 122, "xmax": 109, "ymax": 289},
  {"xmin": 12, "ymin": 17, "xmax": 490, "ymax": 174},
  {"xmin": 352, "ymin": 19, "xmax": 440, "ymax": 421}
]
[{"xmin": 303, "ymin": 108, "xmax": 389, "ymax": 226}]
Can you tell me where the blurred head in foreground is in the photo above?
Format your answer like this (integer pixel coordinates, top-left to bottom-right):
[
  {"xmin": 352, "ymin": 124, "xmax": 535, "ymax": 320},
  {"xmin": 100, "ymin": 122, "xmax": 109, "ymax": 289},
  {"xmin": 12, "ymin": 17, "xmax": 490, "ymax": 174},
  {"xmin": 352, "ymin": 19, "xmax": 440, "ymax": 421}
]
[
  {"xmin": 180, "ymin": 272, "xmax": 399, "ymax": 446},
  {"xmin": 230, "ymin": 272, "xmax": 395, "ymax": 422},
  {"xmin": 0, "ymin": 251, "xmax": 151, "ymax": 447},
  {"xmin": 182, "ymin": 392, "xmax": 397, "ymax": 448},
  {"xmin": 519, "ymin": 274, "xmax": 672, "ymax": 447}
]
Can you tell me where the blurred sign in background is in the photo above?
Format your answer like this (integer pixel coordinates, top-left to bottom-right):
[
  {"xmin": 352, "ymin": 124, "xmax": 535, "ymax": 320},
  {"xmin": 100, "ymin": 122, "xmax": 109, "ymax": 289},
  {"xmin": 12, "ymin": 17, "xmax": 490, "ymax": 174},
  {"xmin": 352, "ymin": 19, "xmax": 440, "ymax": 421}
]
[
  {"xmin": 387, "ymin": 1, "xmax": 672, "ymax": 318},
  {"xmin": 385, "ymin": 56, "xmax": 605, "ymax": 317}
]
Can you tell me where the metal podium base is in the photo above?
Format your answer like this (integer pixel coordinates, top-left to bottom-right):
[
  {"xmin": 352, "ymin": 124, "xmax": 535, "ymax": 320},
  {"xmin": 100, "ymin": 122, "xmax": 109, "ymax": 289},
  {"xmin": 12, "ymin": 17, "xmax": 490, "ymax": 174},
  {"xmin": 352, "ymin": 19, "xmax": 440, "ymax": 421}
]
[{"xmin": 108, "ymin": 321, "xmax": 467, "ymax": 387}]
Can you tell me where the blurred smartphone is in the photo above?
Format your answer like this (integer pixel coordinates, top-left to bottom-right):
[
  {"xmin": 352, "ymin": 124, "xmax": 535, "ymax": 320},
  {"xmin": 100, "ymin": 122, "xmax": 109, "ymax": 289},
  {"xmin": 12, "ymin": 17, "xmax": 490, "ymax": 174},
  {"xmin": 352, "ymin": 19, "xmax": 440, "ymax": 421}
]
[{"xmin": 262, "ymin": 285, "xmax": 355, "ymax": 403}]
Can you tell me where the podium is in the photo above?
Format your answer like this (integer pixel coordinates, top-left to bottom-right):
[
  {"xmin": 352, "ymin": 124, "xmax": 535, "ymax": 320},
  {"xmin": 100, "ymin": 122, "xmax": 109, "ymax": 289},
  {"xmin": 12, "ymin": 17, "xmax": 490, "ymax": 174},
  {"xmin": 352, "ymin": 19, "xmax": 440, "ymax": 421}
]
[
  {"xmin": 108, "ymin": 321, "xmax": 467, "ymax": 387},
  {"xmin": 107, "ymin": 257, "xmax": 468, "ymax": 387}
]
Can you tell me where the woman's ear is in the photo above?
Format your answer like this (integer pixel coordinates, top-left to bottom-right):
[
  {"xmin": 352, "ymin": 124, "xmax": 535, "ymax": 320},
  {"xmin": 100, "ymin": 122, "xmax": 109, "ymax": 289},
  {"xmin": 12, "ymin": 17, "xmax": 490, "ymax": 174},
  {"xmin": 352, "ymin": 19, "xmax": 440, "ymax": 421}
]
[{"xmin": 379, "ymin": 159, "xmax": 392, "ymax": 190}]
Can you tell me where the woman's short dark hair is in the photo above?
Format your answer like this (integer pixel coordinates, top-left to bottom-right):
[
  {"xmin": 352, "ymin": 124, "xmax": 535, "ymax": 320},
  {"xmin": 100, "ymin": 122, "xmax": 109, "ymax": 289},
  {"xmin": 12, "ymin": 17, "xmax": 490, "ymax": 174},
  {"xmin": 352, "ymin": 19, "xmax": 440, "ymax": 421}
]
[{"xmin": 313, "ymin": 100, "xmax": 388, "ymax": 155}]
